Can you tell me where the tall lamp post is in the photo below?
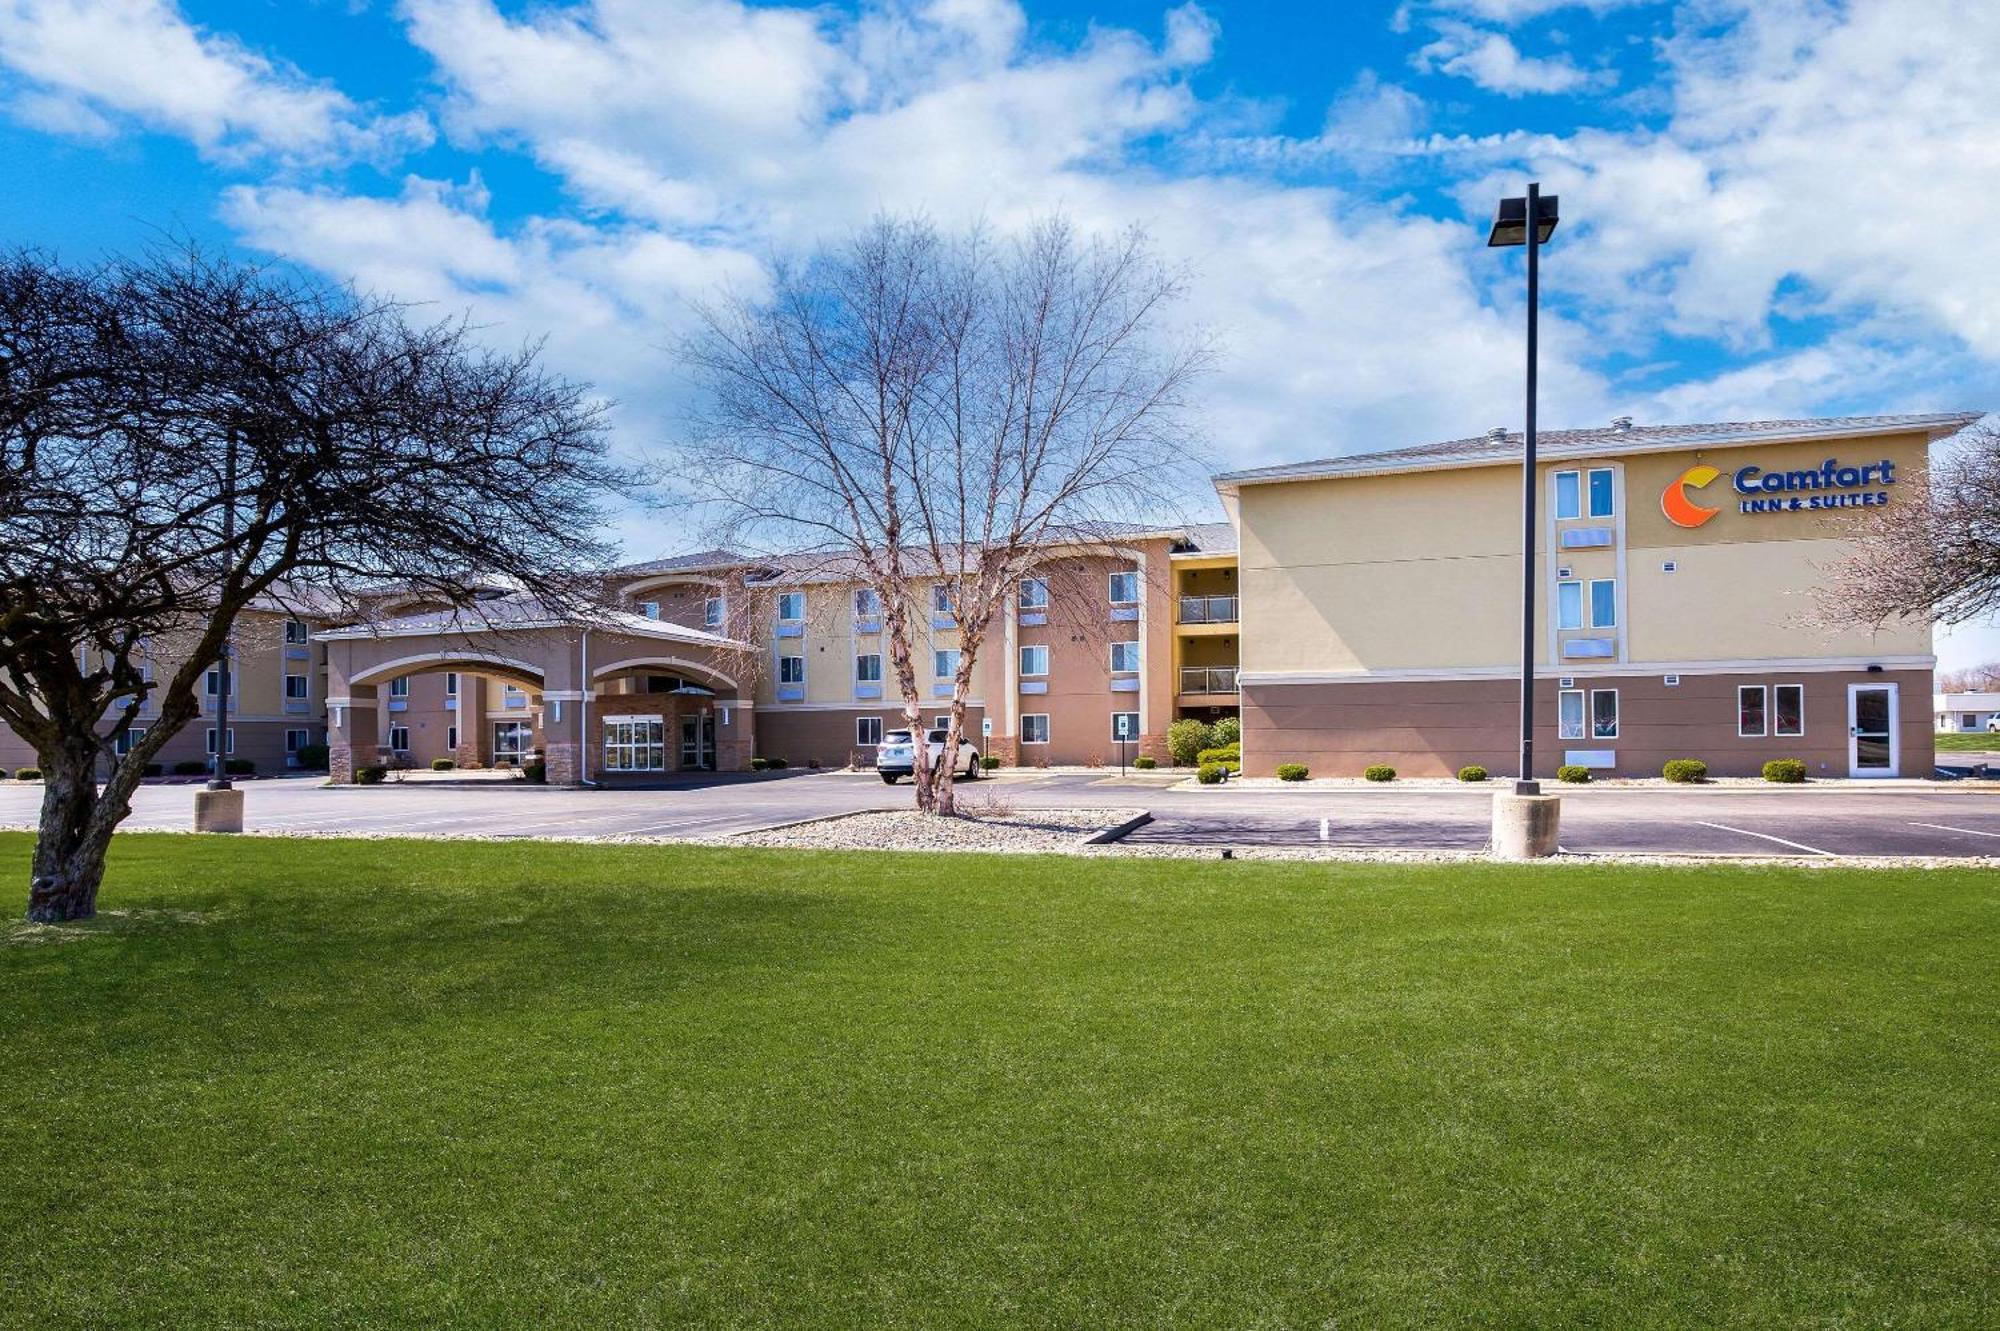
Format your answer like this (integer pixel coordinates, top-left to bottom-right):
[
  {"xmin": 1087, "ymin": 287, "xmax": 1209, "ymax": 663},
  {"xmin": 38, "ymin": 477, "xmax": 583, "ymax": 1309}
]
[
  {"xmin": 1487, "ymin": 184, "xmax": 1559, "ymax": 796},
  {"xmin": 194, "ymin": 430, "xmax": 246, "ymax": 834}
]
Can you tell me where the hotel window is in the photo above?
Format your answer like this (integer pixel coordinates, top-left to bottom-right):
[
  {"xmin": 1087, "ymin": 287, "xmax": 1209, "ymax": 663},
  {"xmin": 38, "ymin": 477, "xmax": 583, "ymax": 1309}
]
[
  {"xmin": 389, "ymin": 676, "xmax": 411, "ymax": 698},
  {"xmin": 205, "ymin": 727, "xmax": 235, "ymax": 755},
  {"xmin": 1554, "ymin": 470, "xmax": 1581, "ymax": 520},
  {"xmin": 933, "ymin": 714, "xmax": 953, "ymax": 731},
  {"xmin": 639, "ymin": 601, "xmax": 661, "ymax": 620},
  {"xmin": 1738, "ymin": 685, "xmax": 1767, "ymax": 737},
  {"xmin": 1111, "ymin": 712, "xmax": 1140, "ymax": 742},
  {"xmin": 856, "ymin": 716, "xmax": 883, "ymax": 746},
  {"xmin": 1108, "ymin": 570, "xmax": 1139, "ymax": 606},
  {"xmin": 933, "ymin": 583, "xmax": 955, "ymax": 615},
  {"xmin": 284, "ymin": 673, "xmax": 309, "ymax": 700},
  {"xmin": 445, "ymin": 672, "xmax": 459, "ymax": 696},
  {"xmin": 855, "ymin": 653, "xmax": 883, "ymax": 683},
  {"xmin": 445, "ymin": 725, "xmax": 457, "ymax": 751},
  {"xmin": 1589, "ymin": 578, "xmax": 1617, "ymax": 629},
  {"xmin": 1587, "ymin": 467, "xmax": 1616, "ymax": 517},
  {"xmin": 777, "ymin": 592, "xmax": 805, "ymax": 622},
  {"xmin": 389, "ymin": 725, "xmax": 411, "ymax": 753},
  {"xmin": 853, "ymin": 588, "xmax": 880, "ymax": 617},
  {"xmin": 1774, "ymin": 684, "xmax": 1805, "ymax": 737},
  {"xmin": 1557, "ymin": 580, "xmax": 1583, "ymax": 630},
  {"xmin": 1591, "ymin": 689, "xmax": 1619, "ymax": 739},
  {"xmin": 1110, "ymin": 641, "xmax": 1141, "ymax": 673},
  {"xmin": 283, "ymin": 619, "xmax": 309, "ymax": 644},
  {"xmin": 1019, "ymin": 644, "xmax": 1049, "ymax": 677},
  {"xmin": 204, "ymin": 667, "xmax": 233, "ymax": 697},
  {"xmin": 1558, "ymin": 689, "xmax": 1586, "ymax": 740},
  {"xmin": 1022, "ymin": 713, "xmax": 1050, "ymax": 744},
  {"xmin": 286, "ymin": 728, "xmax": 311, "ymax": 753},
  {"xmin": 934, "ymin": 648, "xmax": 961, "ymax": 678},
  {"xmin": 114, "ymin": 727, "xmax": 145, "ymax": 755},
  {"xmin": 778, "ymin": 655, "xmax": 806, "ymax": 685},
  {"xmin": 1019, "ymin": 577, "xmax": 1049, "ymax": 611},
  {"xmin": 704, "ymin": 596, "xmax": 726, "ymax": 629}
]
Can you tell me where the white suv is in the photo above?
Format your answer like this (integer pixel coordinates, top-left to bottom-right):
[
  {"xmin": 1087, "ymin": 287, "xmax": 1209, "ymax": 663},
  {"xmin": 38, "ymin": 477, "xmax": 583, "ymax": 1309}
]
[{"xmin": 877, "ymin": 729, "xmax": 981, "ymax": 784}]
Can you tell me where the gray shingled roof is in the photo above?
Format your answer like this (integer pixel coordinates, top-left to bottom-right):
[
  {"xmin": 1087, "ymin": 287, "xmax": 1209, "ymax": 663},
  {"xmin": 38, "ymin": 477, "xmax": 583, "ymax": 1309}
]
[
  {"xmin": 612, "ymin": 547, "xmax": 746, "ymax": 577},
  {"xmin": 1174, "ymin": 521, "xmax": 1238, "ymax": 554},
  {"xmin": 1212, "ymin": 412, "xmax": 1986, "ymax": 488}
]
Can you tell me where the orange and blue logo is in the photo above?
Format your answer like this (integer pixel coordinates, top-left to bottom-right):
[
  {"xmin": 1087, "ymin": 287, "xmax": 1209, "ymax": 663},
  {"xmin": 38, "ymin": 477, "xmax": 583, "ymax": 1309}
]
[{"xmin": 1661, "ymin": 464, "xmax": 1722, "ymax": 528}]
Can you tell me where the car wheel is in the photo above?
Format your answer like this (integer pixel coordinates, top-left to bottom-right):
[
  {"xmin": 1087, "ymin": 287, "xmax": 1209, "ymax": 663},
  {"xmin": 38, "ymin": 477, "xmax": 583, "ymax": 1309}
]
[
  {"xmin": 881, "ymin": 773, "xmax": 899, "ymax": 785},
  {"xmin": 964, "ymin": 754, "xmax": 979, "ymax": 779}
]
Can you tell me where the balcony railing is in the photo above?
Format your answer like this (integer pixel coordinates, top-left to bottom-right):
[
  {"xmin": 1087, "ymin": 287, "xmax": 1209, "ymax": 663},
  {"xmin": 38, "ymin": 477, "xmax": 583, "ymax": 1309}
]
[
  {"xmin": 1178, "ymin": 594, "xmax": 1239, "ymax": 624},
  {"xmin": 1179, "ymin": 666, "xmax": 1239, "ymax": 696}
]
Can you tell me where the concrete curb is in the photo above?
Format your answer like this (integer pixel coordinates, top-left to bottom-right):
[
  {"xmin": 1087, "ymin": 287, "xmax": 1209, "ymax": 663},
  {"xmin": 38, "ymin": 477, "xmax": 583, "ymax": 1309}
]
[
  {"xmin": 1084, "ymin": 810, "xmax": 1155, "ymax": 845},
  {"xmin": 1167, "ymin": 779, "xmax": 2000, "ymax": 796}
]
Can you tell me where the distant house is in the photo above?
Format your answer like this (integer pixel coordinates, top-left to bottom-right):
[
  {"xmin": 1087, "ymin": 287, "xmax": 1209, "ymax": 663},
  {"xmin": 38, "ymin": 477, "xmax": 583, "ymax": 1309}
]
[{"xmin": 1934, "ymin": 692, "xmax": 2000, "ymax": 732}]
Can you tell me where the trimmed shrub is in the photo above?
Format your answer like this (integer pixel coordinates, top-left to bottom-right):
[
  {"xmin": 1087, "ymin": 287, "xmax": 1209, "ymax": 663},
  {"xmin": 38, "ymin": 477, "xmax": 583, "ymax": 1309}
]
[
  {"xmin": 523, "ymin": 760, "xmax": 548, "ymax": 784},
  {"xmin": 1195, "ymin": 744, "xmax": 1241, "ymax": 767},
  {"xmin": 1196, "ymin": 762, "xmax": 1229, "ymax": 785},
  {"xmin": 355, "ymin": 766, "xmax": 386, "ymax": 785},
  {"xmin": 143, "ymin": 763, "xmax": 164, "ymax": 777},
  {"xmin": 1362, "ymin": 764, "xmax": 1395, "ymax": 782},
  {"xmin": 223, "ymin": 758, "xmax": 254, "ymax": 775},
  {"xmin": 1275, "ymin": 763, "xmax": 1310, "ymax": 782},
  {"xmin": 1457, "ymin": 765, "xmax": 1489, "ymax": 783},
  {"xmin": 1167, "ymin": 717, "xmax": 1213, "ymax": 767},
  {"xmin": 294, "ymin": 743, "xmax": 329, "ymax": 770},
  {"xmin": 172, "ymin": 760, "xmax": 208, "ymax": 776},
  {"xmin": 431, "ymin": 758, "xmax": 456, "ymax": 771},
  {"xmin": 1662, "ymin": 758, "xmax": 1708, "ymax": 784},
  {"xmin": 1211, "ymin": 716, "xmax": 1242, "ymax": 747},
  {"xmin": 980, "ymin": 756, "xmax": 1002, "ymax": 770},
  {"xmin": 763, "ymin": 757, "xmax": 789, "ymax": 770},
  {"xmin": 14, "ymin": 767, "xmax": 41, "ymax": 781},
  {"xmin": 1557, "ymin": 764, "xmax": 1592, "ymax": 784},
  {"xmin": 749, "ymin": 757, "xmax": 769, "ymax": 771},
  {"xmin": 1132, "ymin": 756, "xmax": 1156, "ymax": 770},
  {"xmin": 1762, "ymin": 758, "xmax": 1807, "ymax": 784}
]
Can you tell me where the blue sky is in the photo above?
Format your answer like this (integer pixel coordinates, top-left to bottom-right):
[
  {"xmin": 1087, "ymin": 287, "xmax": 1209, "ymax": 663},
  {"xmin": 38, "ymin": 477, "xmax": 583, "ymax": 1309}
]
[{"xmin": 2, "ymin": 0, "xmax": 1995, "ymax": 667}]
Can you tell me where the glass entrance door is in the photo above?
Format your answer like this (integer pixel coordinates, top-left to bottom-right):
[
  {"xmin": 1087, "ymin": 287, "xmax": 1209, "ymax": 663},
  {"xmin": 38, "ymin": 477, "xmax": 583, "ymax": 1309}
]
[
  {"xmin": 679, "ymin": 713, "xmax": 715, "ymax": 770},
  {"xmin": 493, "ymin": 720, "xmax": 533, "ymax": 765},
  {"xmin": 1847, "ymin": 683, "xmax": 1898, "ymax": 777}
]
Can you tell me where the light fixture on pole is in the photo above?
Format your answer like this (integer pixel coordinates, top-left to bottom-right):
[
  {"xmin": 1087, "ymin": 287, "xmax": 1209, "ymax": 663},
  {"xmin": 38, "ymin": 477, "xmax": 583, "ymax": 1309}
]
[{"xmin": 1486, "ymin": 184, "xmax": 1558, "ymax": 797}]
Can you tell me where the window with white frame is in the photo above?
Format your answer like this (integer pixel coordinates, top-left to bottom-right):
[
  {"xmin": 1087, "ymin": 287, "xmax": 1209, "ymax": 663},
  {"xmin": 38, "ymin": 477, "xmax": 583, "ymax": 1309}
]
[
  {"xmin": 1554, "ymin": 470, "xmax": 1581, "ymax": 520},
  {"xmin": 934, "ymin": 648, "xmax": 961, "ymax": 679},
  {"xmin": 932, "ymin": 583, "xmax": 955, "ymax": 615},
  {"xmin": 205, "ymin": 727, "xmax": 235, "ymax": 755},
  {"xmin": 777, "ymin": 592, "xmax": 805, "ymax": 622},
  {"xmin": 933, "ymin": 714, "xmax": 952, "ymax": 731},
  {"xmin": 704, "ymin": 596, "xmax": 726, "ymax": 629},
  {"xmin": 1110, "ymin": 641, "xmax": 1141, "ymax": 673},
  {"xmin": 778, "ymin": 655, "xmax": 806, "ymax": 685},
  {"xmin": 445, "ymin": 725, "xmax": 457, "ymax": 751},
  {"xmin": 1589, "ymin": 578, "xmax": 1617, "ymax": 629},
  {"xmin": 445, "ymin": 672, "xmax": 459, "ymax": 696},
  {"xmin": 1774, "ymin": 684, "xmax": 1804, "ymax": 737},
  {"xmin": 1557, "ymin": 580, "xmax": 1583, "ymax": 630},
  {"xmin": 389, "ymin": 676, "xmax": 411, "ymax": 697},
  {"xmin": 1021, "ymin": 713, "xmax": 1050, "ymax": 744},
  {"xmin": 855, "ymin": 653, "xmax": 883, "ymax": 683},
  {"xmin": 1019, "ymin": 644, "xmax": 1049, "ymax": 677},
  {"xmin": 638, "ymin": 601, "xmax": 661, "ymax": 619},
  {"xmin": 1019, "ymin": 577, "xmax": 1049, "ymax": 610},
  {"xmin": 1108, "ymin": 570, "xmax": 1139, "ymax": 605},
  {"xmin": 1111, "ymin": 712, "xmax": 1140, "ymax": 742},
  {"xmin": 1738, "ymin": 685, "xmax": 1768, "ymax": 737},
  {"xmin": 1587, "ymin": 467, "xmax": 1616, "ymax": 517},
  {"xmin": 1591, "ymin": 689, "xmax": 1619, "ymax": 739},
  {"xmin": 284, "ymin": 619, "xmax": 309, "ymax": 644},
  {"xmin": 284, "ymin": 673, "xmax": 309, "ymax": 700},
  {"xmin": 204, "ymin": 667, "xmax": 233, "ymax": 697},
  {"xmin": 1558, "ymin": 688, "xmax": 1586, "ymax": 740},
  {"xmin": 115, "ymin": 727, "xmax": 146, "ymax": 755},
  {"xmin": 603, "ymin": 716, "xmax": 666, "ymax": 771},
  {"xmin": 389, "ymin": 725, "xmax": 411, "ymax": 753},
  {"xmin": 853, "ymin": 588, "xmax": 880, "ymax": 617},
  {"xmin": 856, "ymin": 716, "xmax": 883, "ymax": 746}
]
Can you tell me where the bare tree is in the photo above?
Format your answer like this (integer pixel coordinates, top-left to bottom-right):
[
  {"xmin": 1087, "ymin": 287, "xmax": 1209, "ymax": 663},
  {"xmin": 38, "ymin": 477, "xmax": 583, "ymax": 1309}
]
[
  {"xmin": 678, "ymin": 215, "xmax": 1208, "ymax": 813},
  {"xmin": 0, "ymin": 246, "xmax": 622, "ymax": 921},
  {"xmin": 1939, "ymin": 662, "xmax": 2000, "ymax": 693},
  {"xmin": 1823, "ymin": 421, "xmax": 2000, "ymax": 630}
]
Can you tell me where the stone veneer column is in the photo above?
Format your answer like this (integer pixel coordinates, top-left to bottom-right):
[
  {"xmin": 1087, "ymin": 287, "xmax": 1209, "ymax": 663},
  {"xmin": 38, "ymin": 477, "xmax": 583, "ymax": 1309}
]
[
  {"xmin": 539, "ymin": 690, "xmax": 583, "ymax": 787},
  {"xmin": 327, "ymin": 682, "xmax": 379, "ymax": 784},
  {"xmin": 454, "ymin": 675, "xmax": 489, "ymax": 766}
]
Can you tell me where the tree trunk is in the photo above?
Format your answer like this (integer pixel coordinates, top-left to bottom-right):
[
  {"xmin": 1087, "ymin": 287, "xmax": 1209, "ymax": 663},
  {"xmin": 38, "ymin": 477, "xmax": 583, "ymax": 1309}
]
[{"xmin": 26, "ymin": 741, "xmax": 118, "ymax": 923}]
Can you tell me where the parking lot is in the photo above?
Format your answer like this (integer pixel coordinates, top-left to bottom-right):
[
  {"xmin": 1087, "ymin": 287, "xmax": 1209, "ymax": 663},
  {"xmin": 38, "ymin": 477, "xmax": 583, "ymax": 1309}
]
[{"xmin": 4, "ymin": 769, "xmax": 2000, "ymax": 857}]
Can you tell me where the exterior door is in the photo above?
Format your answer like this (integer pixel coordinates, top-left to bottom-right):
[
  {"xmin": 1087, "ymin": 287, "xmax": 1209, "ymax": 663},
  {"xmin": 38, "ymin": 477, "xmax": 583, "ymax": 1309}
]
[
  {"xmin": 1847, "ymin": 683, "xmax": 1899, "ymax": 777},
  {"xmin": 679, "ymin": 713, "xmax": 715, "ymax": 770},
  {"xmin": 493, "ymin": 720, "xmax": 532, "ymax": 764}
]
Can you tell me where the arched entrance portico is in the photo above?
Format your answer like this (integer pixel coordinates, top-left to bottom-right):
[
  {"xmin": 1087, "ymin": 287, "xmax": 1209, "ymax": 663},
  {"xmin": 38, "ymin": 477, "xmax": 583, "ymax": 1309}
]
[{"xmin": 588, "ymin": 656, "xmax": 752, "ymax": 779}]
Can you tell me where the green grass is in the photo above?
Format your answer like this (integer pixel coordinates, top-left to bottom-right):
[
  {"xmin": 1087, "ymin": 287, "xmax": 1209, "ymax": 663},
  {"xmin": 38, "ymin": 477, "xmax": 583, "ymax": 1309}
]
[
  {"xmin": 2, "ymin": 834, "xmax": 1994, "ymax": 1329},
  {"xmin": 1934, "ymin": 731, "xmax": 2000, "ymax": 752}
]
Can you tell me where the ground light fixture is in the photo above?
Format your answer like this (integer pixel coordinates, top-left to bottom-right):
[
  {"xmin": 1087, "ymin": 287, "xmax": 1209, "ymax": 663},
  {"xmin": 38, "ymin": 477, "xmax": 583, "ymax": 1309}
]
[{"xmin": 1486, "ymin": 184, "xmax": 1562, "ymax": 857}]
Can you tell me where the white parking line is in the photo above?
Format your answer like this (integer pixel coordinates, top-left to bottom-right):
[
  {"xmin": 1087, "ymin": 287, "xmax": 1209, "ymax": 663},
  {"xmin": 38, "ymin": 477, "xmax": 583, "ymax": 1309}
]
[
  {"xmin": 1693, "ymin": 820, "xmax": 1834, "ymax": 857},
  {"xmin": 1908, "ymin": 821, "xmax": 2000, "ymax": 840}
]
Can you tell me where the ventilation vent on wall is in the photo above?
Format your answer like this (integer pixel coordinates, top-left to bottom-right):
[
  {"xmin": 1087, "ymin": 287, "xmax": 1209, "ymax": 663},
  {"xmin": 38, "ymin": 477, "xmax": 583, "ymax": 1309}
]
[
  {"xmin": 1556, "ymin": 566, "xmax": 1573, "ymax": 578},
  {"xmin": 1663, "ymin": 674, "xmax": 1681, "ymax": 686},
  {"xmin": 1662, "ymin": 560, "xmax": 1678, "ymax": 573},
  {"xmin": 1558, "ymin": 677, "xmax": 1575, "ymax": 688}
]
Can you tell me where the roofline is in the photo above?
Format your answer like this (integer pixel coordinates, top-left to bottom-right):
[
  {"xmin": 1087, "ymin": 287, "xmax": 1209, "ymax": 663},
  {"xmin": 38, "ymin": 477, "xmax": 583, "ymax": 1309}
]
[
  {"xmin": 1211, "ymin": 413, "xmax": 1985, "ymax": 493},
  {"xmin": 317, "ymin": 614, "xmax": 749, "ymax": 651}
]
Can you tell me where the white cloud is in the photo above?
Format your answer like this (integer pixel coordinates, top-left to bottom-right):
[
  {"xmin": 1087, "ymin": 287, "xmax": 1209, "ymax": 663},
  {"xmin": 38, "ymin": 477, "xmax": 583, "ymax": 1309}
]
[
  {"xmin": 0, "ymin": 0, "xmax": 430, "ymax": 163},
  {"xmin": 1415, "ymin": 21, "xmax": 1610, "ymax": 95}
]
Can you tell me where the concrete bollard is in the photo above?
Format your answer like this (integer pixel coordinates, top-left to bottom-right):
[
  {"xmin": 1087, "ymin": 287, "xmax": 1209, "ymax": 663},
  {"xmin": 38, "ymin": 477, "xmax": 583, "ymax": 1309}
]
[
  {"xmin": 1491, "ymin": 792, "xmax": 1561, "ymax": 859},
  {"xmin": 193, "ymin": 787, "xmax": 245, "ymax": 834}
]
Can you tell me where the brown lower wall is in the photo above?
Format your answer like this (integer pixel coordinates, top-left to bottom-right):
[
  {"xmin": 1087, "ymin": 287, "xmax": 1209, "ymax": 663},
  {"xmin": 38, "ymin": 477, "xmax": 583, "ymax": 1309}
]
[
  {"xmin": 759, "ymin": 706, "xmax": 989, "ymax": 770},
  {"xmin": 1, "ymin": 717, "xmax": 326, "ymax": 776},
  {"xmin": 1243, "ymin": 669, "xmax": 1934, "ymax": 779}
]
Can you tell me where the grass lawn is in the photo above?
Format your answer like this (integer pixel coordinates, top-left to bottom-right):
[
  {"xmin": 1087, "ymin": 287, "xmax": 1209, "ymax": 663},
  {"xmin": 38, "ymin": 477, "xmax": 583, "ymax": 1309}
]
[
  {"xmin": 2, "ymin": 834, "xmax": 1994, "ymax": 1329},
  {"xmin": 1934, "ymin": 731, "xmax": 2000, "ymax": 752}
]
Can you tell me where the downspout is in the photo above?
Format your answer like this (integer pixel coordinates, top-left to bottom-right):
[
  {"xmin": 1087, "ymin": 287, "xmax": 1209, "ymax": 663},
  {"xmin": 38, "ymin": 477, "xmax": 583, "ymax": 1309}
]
[{"xmin": 578, "ymin": 627, "xmax": 598, "ymax": 788}]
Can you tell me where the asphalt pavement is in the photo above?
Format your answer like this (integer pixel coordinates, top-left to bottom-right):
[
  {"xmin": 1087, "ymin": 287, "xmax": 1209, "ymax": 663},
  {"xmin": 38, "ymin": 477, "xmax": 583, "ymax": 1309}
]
[{"xmin": 4, "ymin": 769, "xmax": 2000, "ymax": 858}]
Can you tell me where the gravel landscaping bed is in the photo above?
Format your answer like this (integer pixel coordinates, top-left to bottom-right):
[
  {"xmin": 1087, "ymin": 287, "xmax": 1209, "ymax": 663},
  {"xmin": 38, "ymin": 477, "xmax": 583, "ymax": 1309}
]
[{"xmin": 731, "ymin": 808, "xmax": 1139, "ymax": 853}]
